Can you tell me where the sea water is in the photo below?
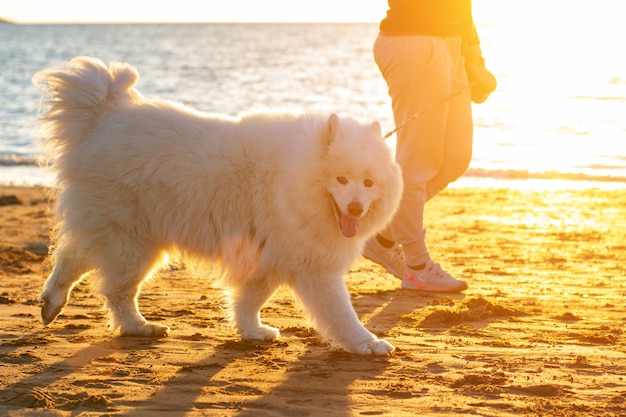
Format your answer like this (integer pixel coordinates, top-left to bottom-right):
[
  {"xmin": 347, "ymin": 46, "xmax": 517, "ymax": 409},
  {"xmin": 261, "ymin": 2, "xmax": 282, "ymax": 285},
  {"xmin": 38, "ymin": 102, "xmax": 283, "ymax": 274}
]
[{"xmin": 1, "ymin": 22, "xmax": 625, "ymax": 188}]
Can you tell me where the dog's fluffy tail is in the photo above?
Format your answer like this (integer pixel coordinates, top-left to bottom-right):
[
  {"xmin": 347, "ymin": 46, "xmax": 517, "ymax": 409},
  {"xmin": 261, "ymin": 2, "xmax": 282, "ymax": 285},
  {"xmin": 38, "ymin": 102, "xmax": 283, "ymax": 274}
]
[{"xmin": 33, "ymin": 56, "xmax": 139, "ymax": 173}]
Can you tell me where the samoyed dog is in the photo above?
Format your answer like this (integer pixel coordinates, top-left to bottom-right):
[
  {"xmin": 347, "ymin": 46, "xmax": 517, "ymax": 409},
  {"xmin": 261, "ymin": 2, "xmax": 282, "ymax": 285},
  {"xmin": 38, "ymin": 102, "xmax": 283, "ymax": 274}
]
[{"xmin": 34, "ymin": 56, "xmax": 402, "ymax": 355}]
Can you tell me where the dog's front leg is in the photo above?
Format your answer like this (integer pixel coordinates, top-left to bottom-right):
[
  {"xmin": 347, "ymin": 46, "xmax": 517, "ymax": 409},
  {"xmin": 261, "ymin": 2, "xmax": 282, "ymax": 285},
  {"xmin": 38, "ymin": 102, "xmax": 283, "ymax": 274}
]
[
  {"xmin": 228, "ymin": 276, "xmax": 280, "ymax": 341},
  {"xmin": 292, "ymin": 274, "xmax": 394, "ymax": 355}
]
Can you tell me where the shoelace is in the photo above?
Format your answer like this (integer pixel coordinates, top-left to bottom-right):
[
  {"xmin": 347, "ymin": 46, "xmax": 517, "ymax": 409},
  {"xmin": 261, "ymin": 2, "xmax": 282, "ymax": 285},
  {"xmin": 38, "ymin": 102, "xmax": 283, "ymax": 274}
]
[{"xmin": 389, "ymin": 245, "xmax": 404, "ymax": 264}]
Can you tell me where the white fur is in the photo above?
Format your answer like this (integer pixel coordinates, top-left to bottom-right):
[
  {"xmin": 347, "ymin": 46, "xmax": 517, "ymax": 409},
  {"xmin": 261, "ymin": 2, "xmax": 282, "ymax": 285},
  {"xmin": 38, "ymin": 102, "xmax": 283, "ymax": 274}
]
[{"xmin": 33, "ymin": 56, "xmax": 402, "ymax": 355}]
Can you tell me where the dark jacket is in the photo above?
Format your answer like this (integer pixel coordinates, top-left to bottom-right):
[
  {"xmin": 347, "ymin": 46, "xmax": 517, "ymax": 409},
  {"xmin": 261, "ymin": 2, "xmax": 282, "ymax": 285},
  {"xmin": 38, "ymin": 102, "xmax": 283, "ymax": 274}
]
[{"xmin": 380, "ymin": 0, "xmax": 475, "ymax": 39}]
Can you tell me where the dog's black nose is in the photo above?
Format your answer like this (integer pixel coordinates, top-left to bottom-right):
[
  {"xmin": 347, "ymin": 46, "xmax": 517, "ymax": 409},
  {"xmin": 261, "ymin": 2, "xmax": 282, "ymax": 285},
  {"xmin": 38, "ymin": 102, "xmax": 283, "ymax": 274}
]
[{"xmin": 347, "ymin": 202, "xmax": 363, "ymax": 217}]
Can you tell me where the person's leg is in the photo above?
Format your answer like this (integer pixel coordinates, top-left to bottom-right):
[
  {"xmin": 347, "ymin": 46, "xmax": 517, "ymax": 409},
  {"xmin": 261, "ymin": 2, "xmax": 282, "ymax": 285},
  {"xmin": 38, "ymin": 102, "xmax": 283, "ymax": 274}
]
[
  {"xmin": 374, "ymin": 34, "xmax": 452, "ymax": 269},
  {"xmin": 399, "ymin": 36, "xmax": 469, "ymax": 292},
  {"xmin": 426, "ymin": 37, "xmax": 474, "ymax": 200},
  {"xmin": 372, "ymin": 35, "xmax": 468, "ymax": 292}
]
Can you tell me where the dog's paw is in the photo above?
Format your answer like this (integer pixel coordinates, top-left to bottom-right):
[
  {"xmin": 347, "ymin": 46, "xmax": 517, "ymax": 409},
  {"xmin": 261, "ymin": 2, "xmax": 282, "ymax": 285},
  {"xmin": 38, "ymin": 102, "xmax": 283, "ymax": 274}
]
[
  {"xmin": 120, "ymin": 322, "xmax": 170, "ymax": 338},
  {"xmin": 348, "ymin": 337, "xmax": 395, "ymax": 355},
  {"xmin": 41, "ymin": 290, "xmax": 70, "ymax": 326},
  {"xmin": 240, "ymin": 324, "xmax": 280, "ymax": 341},
  {"xmin": 41, "ymin": 298, "xmax": 64, "ymax": 326}
]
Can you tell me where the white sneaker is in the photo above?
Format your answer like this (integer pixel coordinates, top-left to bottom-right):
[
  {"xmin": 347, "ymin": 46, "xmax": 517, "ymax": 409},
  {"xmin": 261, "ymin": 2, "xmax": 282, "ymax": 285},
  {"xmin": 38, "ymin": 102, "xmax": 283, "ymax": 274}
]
[
  {"xmin": 402, "ymin": 261, "xmax": 467, "ymax": 292},
  {"xmin": 363, "ymin": 237, "xmax": 405, "ymax": 279}
]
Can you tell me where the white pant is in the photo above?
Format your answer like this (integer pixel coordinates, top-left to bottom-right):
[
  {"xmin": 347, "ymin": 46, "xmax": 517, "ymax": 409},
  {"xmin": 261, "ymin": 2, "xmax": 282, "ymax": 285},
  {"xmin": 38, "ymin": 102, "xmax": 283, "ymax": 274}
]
[{"xmin": 373, "ymin": 34, "xmax": 473, "ymax": 266}]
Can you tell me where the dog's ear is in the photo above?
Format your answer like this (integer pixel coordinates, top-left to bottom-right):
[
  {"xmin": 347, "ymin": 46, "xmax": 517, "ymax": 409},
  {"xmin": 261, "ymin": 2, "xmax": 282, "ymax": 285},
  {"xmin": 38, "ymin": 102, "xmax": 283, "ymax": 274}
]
[
  {"xmin": 325, "ymin": 113, "xmax": 340, "ymax": 145},
  {"xmin": 371, "ymin": 120, "xmax": 382, "ymax": 137}
]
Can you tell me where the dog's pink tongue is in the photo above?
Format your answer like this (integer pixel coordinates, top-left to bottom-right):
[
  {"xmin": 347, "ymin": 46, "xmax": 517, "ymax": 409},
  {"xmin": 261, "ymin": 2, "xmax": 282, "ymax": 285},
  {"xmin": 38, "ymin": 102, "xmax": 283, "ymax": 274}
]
[{"xmin": 340, "ymin": 214, "xmax": 358, "ymax": 238}]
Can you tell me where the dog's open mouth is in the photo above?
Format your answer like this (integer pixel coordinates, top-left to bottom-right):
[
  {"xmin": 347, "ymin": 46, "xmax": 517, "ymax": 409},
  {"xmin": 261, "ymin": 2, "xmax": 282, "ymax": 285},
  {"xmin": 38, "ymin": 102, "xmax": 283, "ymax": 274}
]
[{"xmin": 334, "ymin": 202, "xmax": 359, "ymax": 238}]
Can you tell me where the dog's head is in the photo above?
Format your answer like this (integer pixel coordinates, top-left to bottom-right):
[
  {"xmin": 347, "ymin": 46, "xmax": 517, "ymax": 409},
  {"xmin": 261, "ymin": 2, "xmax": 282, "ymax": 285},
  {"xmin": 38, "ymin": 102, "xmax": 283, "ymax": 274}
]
[{"xmin": 323, "ymin": 114, "xmax": 402, "ymax": 238}]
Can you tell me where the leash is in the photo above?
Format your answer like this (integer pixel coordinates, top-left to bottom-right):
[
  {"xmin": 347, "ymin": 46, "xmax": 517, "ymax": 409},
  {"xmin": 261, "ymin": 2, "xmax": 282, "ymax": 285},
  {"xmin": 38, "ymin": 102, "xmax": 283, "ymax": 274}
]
[{"xmin": 382, "ymin": 85, "xmax": 470, "ymax": 140}]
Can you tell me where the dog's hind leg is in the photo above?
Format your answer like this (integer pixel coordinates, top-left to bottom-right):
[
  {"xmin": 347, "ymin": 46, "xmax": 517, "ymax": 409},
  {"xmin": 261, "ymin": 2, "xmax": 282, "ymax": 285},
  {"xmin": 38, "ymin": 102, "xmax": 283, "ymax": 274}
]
[
  {"xmin": 228, "ymin": 275, "xmax": 280, "ymax": 341},
  {"xmin": 41, "ymin": 249, "xmax": 92, "ymax": 326},
  {"xmin": 292, "ymin": 273, "xmax": 395, "ymax": 355}
]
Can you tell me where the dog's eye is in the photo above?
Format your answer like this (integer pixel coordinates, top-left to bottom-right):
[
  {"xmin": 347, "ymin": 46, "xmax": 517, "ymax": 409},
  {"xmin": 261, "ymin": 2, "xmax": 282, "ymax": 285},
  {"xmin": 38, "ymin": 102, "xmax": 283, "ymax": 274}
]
[
  {"xmin": 336, "ymin": 176, "xmax": 348, "ymax": 185},
  {"xmin": 364, "ymin": 179, "xmax": 374, "ymax": 188}
]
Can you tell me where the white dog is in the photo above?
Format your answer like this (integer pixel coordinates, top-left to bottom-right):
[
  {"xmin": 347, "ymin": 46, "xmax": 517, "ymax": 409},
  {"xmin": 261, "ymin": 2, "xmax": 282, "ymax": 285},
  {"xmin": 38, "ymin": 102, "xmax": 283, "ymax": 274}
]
[{"xmin": 34, "ymin": 56, "xmax": 402, "ymax": 355}]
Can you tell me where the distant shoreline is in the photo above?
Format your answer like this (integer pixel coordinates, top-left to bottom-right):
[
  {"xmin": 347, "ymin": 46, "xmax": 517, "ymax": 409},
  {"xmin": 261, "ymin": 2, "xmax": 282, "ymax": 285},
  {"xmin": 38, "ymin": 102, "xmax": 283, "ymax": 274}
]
[{"xmin": 2, "ymin": 162, "xmax": 625, "ymax": 189}]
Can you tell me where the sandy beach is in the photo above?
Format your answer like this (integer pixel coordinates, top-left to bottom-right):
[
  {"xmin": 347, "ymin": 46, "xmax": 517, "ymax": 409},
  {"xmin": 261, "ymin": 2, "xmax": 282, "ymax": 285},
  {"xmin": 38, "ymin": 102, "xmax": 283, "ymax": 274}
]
[{"xmin": 0, "ymin": 184, "xmax": 624, "ymax": 416}]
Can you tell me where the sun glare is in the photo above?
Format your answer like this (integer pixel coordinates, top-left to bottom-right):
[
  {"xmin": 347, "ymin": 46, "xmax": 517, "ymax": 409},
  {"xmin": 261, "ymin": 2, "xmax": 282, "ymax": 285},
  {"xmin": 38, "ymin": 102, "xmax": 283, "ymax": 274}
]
[{"xmin": 469, "ymin": 0, "xmax": 626, "ymax": 186}]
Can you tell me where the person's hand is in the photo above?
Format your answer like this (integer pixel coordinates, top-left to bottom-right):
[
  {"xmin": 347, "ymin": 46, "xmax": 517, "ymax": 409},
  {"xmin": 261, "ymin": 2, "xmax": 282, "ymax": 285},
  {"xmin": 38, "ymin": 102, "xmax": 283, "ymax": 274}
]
[{"xmin": 464, "ymin": 43, "xmax": 497, "ymax": 104}]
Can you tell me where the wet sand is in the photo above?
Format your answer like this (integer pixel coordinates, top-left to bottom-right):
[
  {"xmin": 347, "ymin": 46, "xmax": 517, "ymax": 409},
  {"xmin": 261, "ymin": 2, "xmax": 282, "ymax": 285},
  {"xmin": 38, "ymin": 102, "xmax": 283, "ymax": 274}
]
[{"xmin": 1, "ymin": 185, "xmax": 624, "ymax": 416}]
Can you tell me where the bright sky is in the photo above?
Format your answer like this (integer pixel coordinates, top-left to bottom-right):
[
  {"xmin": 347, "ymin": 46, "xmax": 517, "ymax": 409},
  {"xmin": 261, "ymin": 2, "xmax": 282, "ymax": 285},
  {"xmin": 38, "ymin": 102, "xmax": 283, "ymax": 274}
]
[
  {"xmin": 0, "ymin": 0, "xmax": 389, "ymax": 23},
  {"xmin": 3, "ymin": 0, "xmax": 623, "ymax": 27},
  {"xmin": 0, "ymin": 0, "xmax": 588, "ymax": 26}
]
